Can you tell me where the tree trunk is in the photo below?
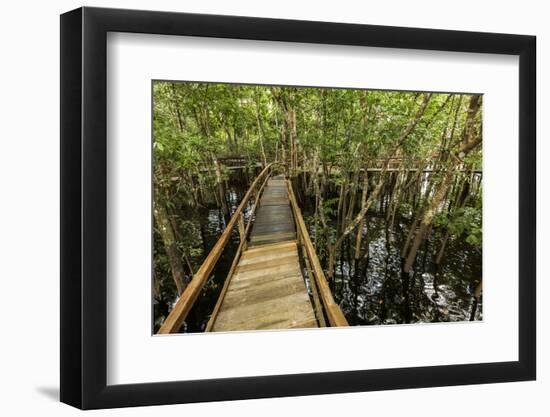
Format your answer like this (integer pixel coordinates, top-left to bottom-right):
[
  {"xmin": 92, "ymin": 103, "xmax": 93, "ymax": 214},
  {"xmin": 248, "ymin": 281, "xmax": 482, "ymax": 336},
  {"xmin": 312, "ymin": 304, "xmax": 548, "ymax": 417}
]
[
  {"xmin": 469, "ymin": 280, "xmax": 483, "ymax": 320},
  {"xmin": 403, "ymin": 167, "xmax": 455, "ymax": 273},
  {"xmin": 355, "ymin": 171, "xmax": 369, "ymax": 259},
  {"xmin": 327, "ymin": 93, "xmax": 432, "ymax": 279},
  {"xmin": 435, "ymin": 230, "xmax": 450, "ymax": 265},
  {"xmin": 291, "ymin": 107, "xmax": 298, "ymax": 174},
  {"xmin": 153, "ymin": 192, "xmax": 186, "ymax": 295},
  {"xmin": 346, "ymin": 169, "xmax": 360, "ymax": 225},
  {"xmin": 403, "ymin": 94, "xmax": 481, "ymax": 274},
  {"xmin": 254, "ymin": 91, "xmax": 268, "ymax": 166},
  {"xmin": 213, "ymin": 155, "xmax": 229, "ymax": 217},
  {"xmin": 401, "ymin": 211, "xmax": 421, "ymax": 258}
]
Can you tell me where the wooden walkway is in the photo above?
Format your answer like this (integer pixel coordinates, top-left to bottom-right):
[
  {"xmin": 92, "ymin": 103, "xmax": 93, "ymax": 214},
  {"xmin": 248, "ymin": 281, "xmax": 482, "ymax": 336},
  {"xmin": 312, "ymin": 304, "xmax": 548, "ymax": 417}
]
[{"xmin": 210, "ymin": 176, "xmax": 318, "ymax": 332}]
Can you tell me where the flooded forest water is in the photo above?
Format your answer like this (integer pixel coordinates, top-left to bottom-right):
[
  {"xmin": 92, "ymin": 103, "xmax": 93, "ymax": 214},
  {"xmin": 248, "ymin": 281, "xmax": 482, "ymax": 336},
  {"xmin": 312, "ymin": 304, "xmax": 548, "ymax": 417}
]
[{"xmin": 153, "ymin": 170, "xmax": 482, "ymax": 333}]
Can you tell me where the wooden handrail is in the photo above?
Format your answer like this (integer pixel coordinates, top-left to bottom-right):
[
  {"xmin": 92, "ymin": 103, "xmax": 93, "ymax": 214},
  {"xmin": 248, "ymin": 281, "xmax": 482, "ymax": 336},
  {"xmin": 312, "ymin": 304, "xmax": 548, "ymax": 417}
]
[
  {"xmin": 286, "ymin": 180, "xmax": 349, "ymax": 327},
  {"xmin": 157, "ymin": 163, "xmax": 276, "ymax": 334},
  {"xmin": 299, "ymin": 241, "xmax": 326, "ymax": 327}
]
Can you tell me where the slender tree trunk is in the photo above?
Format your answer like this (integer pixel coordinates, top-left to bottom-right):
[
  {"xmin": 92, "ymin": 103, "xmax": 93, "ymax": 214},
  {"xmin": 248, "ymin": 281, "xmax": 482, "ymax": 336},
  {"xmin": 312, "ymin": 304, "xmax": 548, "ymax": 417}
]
[
  {"xmin": 403, "ymin": 95, "xmax": 481, "ymax": 274},
  {"xmin": 327, "ymin": 93, "xmax": 432, "ymax": 279},
  {"xmin": 254, "ymin": 90, "xmax": 268, "ymax": 166},
  {"xmin": 401, "ymin": 211, "xmax": 421, "ymax": 258},
  {"xmin": 337, "ymin": 175, "xmax": 348, "ymax": 234},
  {"xmin": 169, "ymin": 85, "xmax": 185, "ymax": 132},
  {"xmin": 291, "ymin": 108, "xmax": 298, "ymax": 174},
  {"xmin": 212, "ymin": 155, "xmax": 229, "ymax": 217},
  {"xmin": 435, "ymin": 230, "xmax": 450, "ymax": 265},
  {"xmin": 153, "ymin": 192, "xmax": 186, "ymax": 295},
  {"xmin": 355, "ymin": 171, "xmax": 369, "ymax": 259},
  {"xmin": 183, "ymin": 252, "xmax": 194, "ymax": 276},
  {"xmin": 346, "ymin": 168, "xmax": 360, "ymax": 224},
  {"xmin": 403, "ymin": 167, "xmax": 455, "ymax": 273},
  {"xmin": 469, "ymin": 280, "xmax": 483, "ymax": 320},
  {"xmin": 187, "ymin": 173, "xmax": 200, "ymax": 207}
]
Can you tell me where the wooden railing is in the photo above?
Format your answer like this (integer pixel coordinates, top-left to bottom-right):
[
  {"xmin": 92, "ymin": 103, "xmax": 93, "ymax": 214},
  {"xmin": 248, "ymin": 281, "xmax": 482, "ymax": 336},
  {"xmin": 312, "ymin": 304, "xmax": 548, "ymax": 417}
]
[
  {"xmin": 286, "ymin": 180, "xmax": 349, "ymax": 327},
  {"xmin": 204, "ymin": 171, "xmax": 272, "ymax": 331},
  {"xmin": 157, "ymin": 163, "xmax": 277, "ymax": 334}
]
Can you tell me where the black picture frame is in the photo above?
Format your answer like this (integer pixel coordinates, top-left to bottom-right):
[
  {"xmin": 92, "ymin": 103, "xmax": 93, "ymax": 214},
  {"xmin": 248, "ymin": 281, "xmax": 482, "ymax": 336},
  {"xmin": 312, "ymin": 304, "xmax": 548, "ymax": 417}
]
[{"xmin": 60, "ymin": 6, "xmax": 536, "ymax": 410}]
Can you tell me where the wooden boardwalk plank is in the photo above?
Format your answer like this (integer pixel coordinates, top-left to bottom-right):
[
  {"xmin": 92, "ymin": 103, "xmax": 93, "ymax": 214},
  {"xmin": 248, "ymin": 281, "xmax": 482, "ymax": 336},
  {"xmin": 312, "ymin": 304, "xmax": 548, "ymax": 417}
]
[
  {"xmin": 231, "ymin": 262, "xmax": 301, "ymax": 282},
  {"xmin": 210, "ymin": 177, "xmax": 318, "ymax": 332},
  {"xmin": 239, "ymin": 250, "xmax": 297, "ymax": 266},
  {"xmin": 248, "ymin": 177, "xmax": 296, "ymax": 247}
]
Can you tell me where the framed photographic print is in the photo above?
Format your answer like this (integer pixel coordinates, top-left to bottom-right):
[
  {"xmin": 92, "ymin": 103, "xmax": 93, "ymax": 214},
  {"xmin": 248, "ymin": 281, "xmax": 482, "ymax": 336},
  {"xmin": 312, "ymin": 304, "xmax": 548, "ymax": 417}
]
[{"xmin": 60, "ymin": 6, "xmax": 536, "ymax": 409}]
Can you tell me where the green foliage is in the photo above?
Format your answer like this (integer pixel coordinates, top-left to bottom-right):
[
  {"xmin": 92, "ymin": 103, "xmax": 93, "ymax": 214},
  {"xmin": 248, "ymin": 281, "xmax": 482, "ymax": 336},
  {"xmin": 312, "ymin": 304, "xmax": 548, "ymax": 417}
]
[
  {"xmin": 322, "ymin": 197, "xmax": 340, "ymax": 218},
  {"xmin": 153, "ymin": 81, "xmax": 482, "ymax": 237},
  {"xmin": 176, "ymin": 220, "xmax": 201, "ymax": 253},
  {"xmin": 434, "ymin": 207, "xmax": 482, "ymax": 246},
  {"xmin": 398, "ymin": 202, "xmax": 414, "ymax": 218},
  {"xmin": 154, "ymin": 82, "xmax": 481, "ymax": 183}
]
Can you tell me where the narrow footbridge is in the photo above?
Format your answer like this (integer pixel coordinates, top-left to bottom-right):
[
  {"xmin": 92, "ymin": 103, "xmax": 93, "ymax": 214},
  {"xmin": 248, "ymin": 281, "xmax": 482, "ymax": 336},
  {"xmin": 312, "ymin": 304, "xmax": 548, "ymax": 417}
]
[{"xmin": 158, "ymin": 164, "xmax": 348, "ymax": 334}]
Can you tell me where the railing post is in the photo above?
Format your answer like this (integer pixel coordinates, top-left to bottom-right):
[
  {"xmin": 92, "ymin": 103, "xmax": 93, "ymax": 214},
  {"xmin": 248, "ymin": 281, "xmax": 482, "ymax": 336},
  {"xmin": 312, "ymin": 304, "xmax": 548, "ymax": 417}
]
[
  {"xmin": 238, "ymin": 212, "xmax": 247, "ymax": 250},
  {"xmin": 300, "ymin": 242, "xmax": 327, "ymax": 327}
]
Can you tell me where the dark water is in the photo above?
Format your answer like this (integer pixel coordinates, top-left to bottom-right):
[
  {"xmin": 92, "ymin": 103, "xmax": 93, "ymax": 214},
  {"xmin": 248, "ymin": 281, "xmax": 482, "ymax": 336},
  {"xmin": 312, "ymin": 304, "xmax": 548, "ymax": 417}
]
[
  {"xmin": 153, "ymin": 180, "xmax": 256, "ymax": 333},
  {"xmin": 182, "ymin": 189, "xmax": 256, "ymax": 333},
  {"xmin": 154, "ymin": 176, "xmax": 482, "ymax": 333},
  {"xmin": 302, "ymin": 202, "xmax": 483, "ymax": 326}
]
